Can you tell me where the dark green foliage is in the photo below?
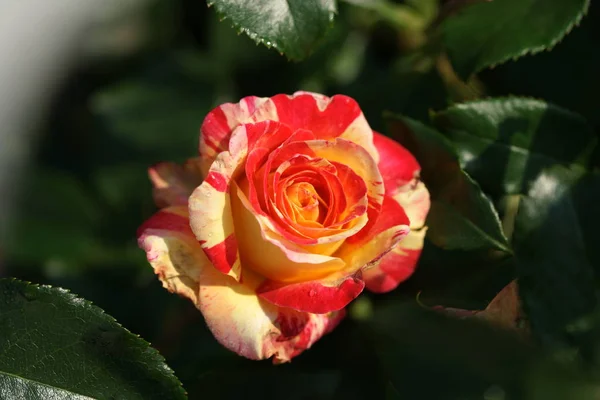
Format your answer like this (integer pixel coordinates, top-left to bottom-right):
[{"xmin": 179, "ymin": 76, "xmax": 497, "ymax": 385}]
[
  {"xmin": 0, "ymin": 279, "xmax": 186, "ymax": 400},
  {"xmin": 2, "ymin": 0, "xmax": 600, "ymax": 398},
  {"xmin": 441, "ymin": 0, "xmax": 590, "ymax": 78}
]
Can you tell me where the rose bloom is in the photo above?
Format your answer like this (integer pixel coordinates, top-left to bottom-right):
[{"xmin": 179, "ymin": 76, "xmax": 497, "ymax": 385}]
[{"xmin": 138, "ymin": 92, "xmax": 430, "ymax": 363}]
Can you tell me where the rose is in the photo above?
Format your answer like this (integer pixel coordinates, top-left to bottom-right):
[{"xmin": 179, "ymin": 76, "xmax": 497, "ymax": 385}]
[{"xmin": 137, "ymin": 92, "xmax": 430, "ymax": 363}]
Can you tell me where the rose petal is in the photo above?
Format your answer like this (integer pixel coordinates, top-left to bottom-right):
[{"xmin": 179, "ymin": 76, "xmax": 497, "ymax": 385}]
[
  {"xmin": 393, "ymin": 180, "xmax": 431, "ymax": 230},
  {"xmin": 257, "ymin": 195, "xmax": 412, "ymax": 312},
  {"xmin": 257, "ymin": 273, "xmax": 365, "ymax": 314},
  {"xmin": 372, "ymin": 131, "xmax": 420, "ymax": 194},
  {"xmin": 272, "ymin": 92, "xmax": 380, "ymax": 163},
  {"xmin": 148, "ymin": 158, "xmax": 204, "ymax": 207},
  {"xmin": 199, "ymin": 93, "xmax": 380, "ymax": 176},
  {"xmin": 362, "ymin": 227, "xmax": 427, "ymax": 293},
  {"xmin": 269, "ymin": 157, "xmax": 368, "ymax": 243},
  {"xmin": 199, "ymin": 96, "xmax": 278, "ymax": 175},
  {"xmin": 336, "ymin": 194, "xmax": 411, "ymax": 274},
  {"xmin": 278, "ymin": 138, "xmax": 384, "ymax": 245},
  {"xmin": 137, "ymin": 207, "xmax": 344, "ymax": 363},
  {"xmin": 192, "ymin": 120, "xmax": 299, "ymax": 281},
  {"xmin": 137, "ymin": 206, "xmax": 201, "ymax": 303},
  {"xmin": 231, "ymin": 181, "xmax": 346, "ymax": 282}
]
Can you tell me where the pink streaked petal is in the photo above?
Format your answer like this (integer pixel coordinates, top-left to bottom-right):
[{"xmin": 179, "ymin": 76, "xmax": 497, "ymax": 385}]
[
  {"xmin": 137, "ymin": 209, "xmax": 343, "ymax": 363},
  {"xmin": 372, "ymin": 131, "xmax": 420, "ymax": 195},
  {"xmin": 137, "ymin": 206, "xmax": 202, "ymax": 304},
  {"xmin": 190, "ymin": 124, "xmax": 262, "ymax": 281},
  {"xmin": 363, "ymin": 227, "xmax": 427, "ymax": 293},
  {"xmin": 393, "ymin": 180, "xmax": 431, "ymax": 230},
  {"xmin": 191, "ymin": 121, "xmax": 289, "ymax": 279},
  {"xmin": 148, "ymin": 158, "xmax": 204, "ymax": 207},
  {"xmin": 257, "ymin": 273, "xmax": 365, "ymax": 314},
  {"xmin": 269, "ymin": 309, "xmax": 345, "ymax": 363},
  {"xmin": 336, "ymin": 195, "xmax": 410, "ymax": 273},
  {"xmin": 232, "ymin": 181, "xmax": 346, "ymax": 282},
  {"xmin": 199, "ymin": 267, "xmax": 344, "ymax": 363},
  {"xmin": 271, "ymin": 92, "xmax": 379, "ymax": 163},
  {"xmin": 199, "ymin": 96, "xmax": 278, "ymax": 175}
]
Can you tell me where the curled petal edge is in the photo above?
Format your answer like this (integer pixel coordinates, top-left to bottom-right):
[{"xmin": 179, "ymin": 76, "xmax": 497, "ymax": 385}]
[{"xmin": 137, "ymin": 207, "xmax": 345, "ymax": 363}]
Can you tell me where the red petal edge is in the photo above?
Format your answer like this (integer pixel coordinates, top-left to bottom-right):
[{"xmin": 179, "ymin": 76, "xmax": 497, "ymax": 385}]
[{"xmin": 257, "ymin": 275, "xmax": 365, "ymax": 314}]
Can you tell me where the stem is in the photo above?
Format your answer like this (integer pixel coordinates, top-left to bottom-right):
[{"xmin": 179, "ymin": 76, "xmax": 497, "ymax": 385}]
[
  {"xmin": 501, "ymin": 194, "xmax": 521, "ymax": 243},
  {"xmin": 342, "ymin": 0, "xmax": 427, "ymax": 32}
]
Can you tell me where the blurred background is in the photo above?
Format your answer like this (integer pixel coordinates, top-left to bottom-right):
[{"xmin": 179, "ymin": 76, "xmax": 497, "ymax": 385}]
[{"xmin": 1, "ymin": 0, "xmax": 599, "ymax": 398}]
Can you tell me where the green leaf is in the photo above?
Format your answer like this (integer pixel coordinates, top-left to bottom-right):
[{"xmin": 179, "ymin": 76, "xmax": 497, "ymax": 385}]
[
  {"xmin": 0, "ymin": 279, "xmax": 186, "ymax": 400},
  {"xmin": 442, "ymin": 0, "xmax": 590, "ymax": 78},
  {"xmin": 362, "ymin": 302, "xmax": 539, "ymax": 399},
  {"xmin": 480, "ymin": 9, "xmax": 600, "ymax": 129},
  {"xmin": 513, "ymin": 166, "xmax": 600, "ymax": 348},
  {"xmin": 208, "ymin": 0, "xmax": 336, "ymax": 61},
  {"xmin": 432, "ymin": 97, "xmax": 597, "ymax": 200},
  {"xmin": 385, "ymin": 114, "xmax": 510, "ymax": 253}
]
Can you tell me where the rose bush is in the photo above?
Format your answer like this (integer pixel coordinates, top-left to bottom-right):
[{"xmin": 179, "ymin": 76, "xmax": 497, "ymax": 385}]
[{"xmin": 137, "ymin": 92, "xmax": 430, "ymax": 363}]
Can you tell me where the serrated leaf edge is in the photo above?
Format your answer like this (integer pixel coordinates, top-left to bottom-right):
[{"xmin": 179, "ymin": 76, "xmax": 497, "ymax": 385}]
[
  {"xmin": 432, "ymin": 95, "xmax": 592, "ymax": 124},
  {"xmin": 450, "ymin": 0, "xmax": 590, "ymax": 77},
  {"xmin": 0, "ymin": 278, "xmax": 187, "ymax": 398},
  {"xmin": 487, "ymin": 0, "xmax": 590, "ymax": 71},
  {"xmin": 205, "ymin": 0, "xmax": 337, "ymax": 61}
]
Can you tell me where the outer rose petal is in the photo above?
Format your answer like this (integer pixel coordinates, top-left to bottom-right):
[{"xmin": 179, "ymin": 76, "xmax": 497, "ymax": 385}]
[
  {"xmin": 362, "ymin": 180, "xmax": 429, "ymax": 293},
  {"xmin": 336, "ymin": 195, "xmax": 410, "ymax": 276},
  {"xmin": 362, "ymin": 227, "xmax": 427, "ymax": 293},
  {"xmin": 199, "ymin": 96, "xmax": 278, "ymax": 175},
  {"xmin": 199, "ymin": 92, "xmax": 380, "ymax": 176},
  {"xmin": 137, "ymin": 207, "xmax": 344, "ymax": 363},
  {"xmin": 363, "ymin": 132, "xmax": 431, "ymax": 293},
  {"xmin": 394, "ymin": 180, "xmax": 430, "ymax": 230},
  {"xmin": 372, "ymin": 131, "xmax": 420, "ymax": 195},
  {"xmin": 257, "ymin": 274, "xmax": 365, "ymax": 314},
  {"xmin": 149, "ymin": 158, "xmax": 204, "ymax": 207},
  {"xmin": 271, "ymin": 92, "xmax": 380, "ymax": 163}
]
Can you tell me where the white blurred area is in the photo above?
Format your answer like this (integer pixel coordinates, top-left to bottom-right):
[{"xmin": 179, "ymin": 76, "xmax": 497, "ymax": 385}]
[{"xmin": 0, "ymin": 0, "xmax": 151, "ymax": 249}]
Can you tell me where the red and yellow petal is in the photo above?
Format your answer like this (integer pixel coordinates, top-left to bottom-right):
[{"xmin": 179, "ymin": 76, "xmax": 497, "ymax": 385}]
[
  {"xmin": 190, "ymin": 125, "xmax": 251, "ymax": 280},
  {"xmin": 148, "ymin": 158, "xmax": 204, "ymax": 207},
  {"xmin": 268, "ymin": 157, "xmax": 368, "ymax": 243},
  {"xmin": 372, "ymin": 131, "xmax": 420, "ymax": 196},
  {"xmin": 231, "ymin": 181, "xmax": 347, "ymax": 282},
  {"xmin": 393, "ymin": 180, "xmax": 430, "ymax": 230},
  {"xmin": 362, "ymin": 227, "xmax": 427, "ymax": 293},
  {"xmin": 137, "ymin": 207, "xmax": 344, "ymax": 363},
  {"xmin": 199, "ymin": 96, "xmax": 278, "ymax": 175},
  {"xmin": 191, "ymin": 120, "xmax": 298, "ymax": 280},
  {"xmin": 274, "ymin": 138, "xmax": 383, "ymax": 244},
  {"xmin": 257, "ymin": 195, "xmax": 411, "ymax": 314},
  {"xmin": 137, "ymin": 206, "xmax": 201, "ymax": 303},
  {"xmin": 257, "ymin": 273, "xmax": 365, "ymax": 314},
  {"xmin": 336, "ymin": 195, "xmax": 411, "ymax": 274},
  {"xmin": 362, "ymin": 133, "xmax": 430, "ymax": 292},
  {"xmin": 271, "ymin": 92, "xmax": 379, "ymax": 163}
]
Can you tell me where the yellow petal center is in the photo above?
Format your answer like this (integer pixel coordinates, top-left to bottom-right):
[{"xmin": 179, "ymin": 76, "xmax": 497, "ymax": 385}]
[{"xmin": 286, "ymin": 182, "xmax": 322, "ymax": 223}]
